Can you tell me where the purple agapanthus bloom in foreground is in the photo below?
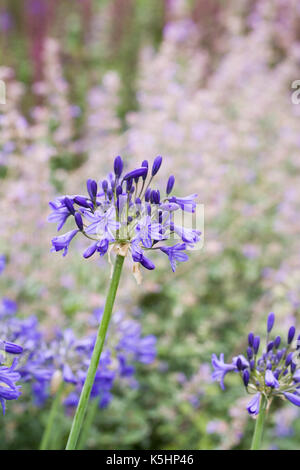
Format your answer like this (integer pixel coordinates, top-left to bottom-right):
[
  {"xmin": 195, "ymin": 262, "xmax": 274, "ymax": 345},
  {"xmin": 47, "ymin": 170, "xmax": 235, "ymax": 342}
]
[
  {"xmin": 212, "ymin": 313, "xmax": 300, "ymax": 416},
  {"xmin": 48, "ymin": 156, "xmax": 201, "ymax": 282}
]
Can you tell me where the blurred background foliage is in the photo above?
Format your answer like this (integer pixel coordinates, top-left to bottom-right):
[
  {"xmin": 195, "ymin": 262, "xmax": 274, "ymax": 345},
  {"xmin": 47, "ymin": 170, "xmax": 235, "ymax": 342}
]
[{"xmin": 0, "ymin": 0, "xmax": 300, "ymax": 450}]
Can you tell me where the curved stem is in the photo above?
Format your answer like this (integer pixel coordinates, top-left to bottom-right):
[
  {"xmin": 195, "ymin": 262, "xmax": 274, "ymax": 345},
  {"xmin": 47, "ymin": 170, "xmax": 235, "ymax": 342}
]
[
  {"xmin": 39, "ymin": 381, "xmax": 64, "ymax": 450},
  {"xmin": 250, "ymin": 395, "xmax": 268, "ymax": 450},
  {"xmin": 65, "ymin": 254, "xmax": 125, "ymax": 450}
]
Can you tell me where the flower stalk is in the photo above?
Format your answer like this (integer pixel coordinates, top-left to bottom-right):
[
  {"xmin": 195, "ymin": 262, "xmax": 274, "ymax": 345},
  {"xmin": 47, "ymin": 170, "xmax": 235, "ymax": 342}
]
[{"xmin": 65, "ymin": 254, "xmax": 125, "ymax": 450}]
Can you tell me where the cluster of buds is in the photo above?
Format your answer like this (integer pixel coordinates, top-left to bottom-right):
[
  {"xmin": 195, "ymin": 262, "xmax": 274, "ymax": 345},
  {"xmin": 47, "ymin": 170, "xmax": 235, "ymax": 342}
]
[{"xmin": 212, "ymin": 313, "xmax": 300, "ymax": 415}]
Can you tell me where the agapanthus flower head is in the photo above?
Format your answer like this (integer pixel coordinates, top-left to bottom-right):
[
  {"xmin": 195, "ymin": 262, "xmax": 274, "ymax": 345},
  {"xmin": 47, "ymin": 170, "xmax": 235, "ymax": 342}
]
[
  {"xmin": 48, "ymin": 156, "xmax": 201, "ymax": 282},
  {"xmin": 212, "ymin": 313, "xmax": 300, "ymax": 416}
]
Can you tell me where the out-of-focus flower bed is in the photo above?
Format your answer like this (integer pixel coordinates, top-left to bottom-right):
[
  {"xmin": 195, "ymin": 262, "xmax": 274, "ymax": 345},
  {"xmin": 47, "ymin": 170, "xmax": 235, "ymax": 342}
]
[{"xmin": 0, "ymin": 0, "xmax": 300, "ymax": 449}]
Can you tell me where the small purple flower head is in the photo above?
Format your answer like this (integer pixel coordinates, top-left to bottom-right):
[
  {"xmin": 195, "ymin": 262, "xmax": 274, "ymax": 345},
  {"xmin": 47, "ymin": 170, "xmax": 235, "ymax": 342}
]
[
  {"xmin": 0, "ymin": 341, "xmax": 23, "ymax": 355},
  {"xmin": 243, "ymin": 369, "xmax": 250, "ymax": 387},
  {"xmin": 114, "ymin": 156, "xmax": 123, "ymax": 178},
  {"xmin": 141, "ymin": 160, "xmax": 149, "ymax": 180},
  {"xmin": 48, "ymin": 199, "xmax": 72, "ymax": 231},
  {"xmin": 159, "ymin": 243, "xmax": 189, "ymax": 272},
  {"xmin": 284, "ymin": 392, "xmax": 300, "ymax": 407},
  {"xmin": 87, "ymin": 179, "xmax": 98, "ymax": 200},
  {"xmin": 166, "ymin": 175, "xmax": 175, "ymax": 195},
  {"xmin": 247, "ymin": 347, "xmax": 253, "ymax": 360},
  {"xmin": 287, "ymin": 326, "xmax": 296, "ymax": 345},
  {"xmin": 285, "ymin": 352, "xmax": 294, "ymax": 367},
  {"xmin": 73, "ymin": 196, "xmax": 92, "ymax": 209},
  {"xmin": 151, "ymin": 156, "xmax": 162, "ymax": 176},
  {"xmin": 102, "ymin": 180, "xmax": 108, "ymax": 192},
  {"xmin": 276, "ymin": 350, "xmax": 283, "ymax": 361},
  {"xmin": 145, "ymin": 188, "xmax": 151, "ymax": 202},
  {"xmin": 83, "ymin": 242, "xmax": 98, "ymax": 259},
  {"xmin": 253, "ymin": 336, "xmax": 260, "ymax": 354},
  {"xmin": 265, "ymin": 369, "xmax": 279, "ymax": 388},
  {"xmin": 140, "ymin": 255, "xmax": 155, "ymax": 270},
  {"xmin": 267, "ymin": 312, "xmax": 275, "ymax": 333},
  {"xmin": 211, "ymin": 353, "xmax": 237, "ymax": 390},
  {"xmin": 274, "ymin": 336, "xmax": 281, "ymax": 349},
  {"xmin": 247, "ymin": 393, "xmax": 261, "ymax": 415},
  {"xmin": 51, "ymin": 229, "xmax": 79, "ymax": 257},
  {"xmin": 291, "ymin": 362, "xmax": 296, "ymax": 374},
  {"xmin": 236, "ymin": 357, "xmax": 243, "ymax": 371},
  {"xmin": 64, "ymin": 197, "xmax": 75, "ymax": 215},
  {"xmin": 212, "ymin": 314, "xmax": 300, "ymax": 416},
  {"xmin": 248, "ymin": 332, "xmax": 254, "ymax": 347},
  {"xmin": 75, "ymin": 213, "xmax": 84, "ymax": 231},
  {"xmin": 123, "ymin": 167, "xmax": 148, "ymax": 181},
  {"xmin": 0, "ymin": 359, "xmax": 21, "ymax": 414},
  {"xmin": 233, "ymin": 355, "xmax": 249, "ymax": 370}
]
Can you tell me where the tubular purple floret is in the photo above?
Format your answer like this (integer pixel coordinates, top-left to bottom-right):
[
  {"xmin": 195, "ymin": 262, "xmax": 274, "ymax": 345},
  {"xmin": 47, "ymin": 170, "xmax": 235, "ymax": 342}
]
[{"xmin": 151, "ymin": 156, "xmax": 163, "ymax": 176}]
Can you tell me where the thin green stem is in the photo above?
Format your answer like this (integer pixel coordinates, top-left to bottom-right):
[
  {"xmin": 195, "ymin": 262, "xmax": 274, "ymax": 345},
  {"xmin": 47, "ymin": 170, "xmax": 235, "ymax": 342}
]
[
  {"xmin": 250, "ymin": 395, "xmax": 268, "ymax": 450},
  {"xmin": 65, "ymin": 254, "xmax": 125, "ymax": 450},
  {"xmin": 77, "ymin": 397, "xmax": 99, "ymax": 450},
  {"xmin": 39, "ymin": 381, "xmax": 64, "ymax": 450}
]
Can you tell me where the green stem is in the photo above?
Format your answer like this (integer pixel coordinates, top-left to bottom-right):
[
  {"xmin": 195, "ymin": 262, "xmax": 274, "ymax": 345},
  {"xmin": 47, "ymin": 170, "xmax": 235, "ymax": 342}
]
[
  {"xmin": 77, "ymin": 397, "xmax": 99, "ymax": 450},
  {"xmin": 250, "ymin": 395, "xmax": 268, "ymax": 450},
  {"xmin": 39, "ymin": 381, "xmax": 64, "ymax": 450},
  {"xmin": 65, "ymin": 254, "xmax": 125, "ymax": 450}
]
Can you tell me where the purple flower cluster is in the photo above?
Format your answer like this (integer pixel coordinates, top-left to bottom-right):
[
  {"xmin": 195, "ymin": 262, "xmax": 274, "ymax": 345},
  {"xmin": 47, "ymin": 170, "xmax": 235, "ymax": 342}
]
[
  {"xmin": 212, "ymin": 313, "xmax": 300, "ymax": 416},
  {"xmin": 64, "ymin": 309, "xmax": 157, "ymax": 410},
  {"xmin": 0, "ymin": 306, "xmax": 52, "ymax": 406},
  {"xmin": 0, "ymin": 294, "xmax": 156, "ymax": 411},
  {"xmin": 0, "ymin": 307, "xmax": 23, "ymax": 414},
  {"xmin": 0, "ymin": 358, "xmax": 22, "ymax": 415},
  {"xmin": 48, "ymin": 156, "xmax": 201, "ymax": 277}
]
